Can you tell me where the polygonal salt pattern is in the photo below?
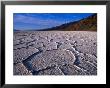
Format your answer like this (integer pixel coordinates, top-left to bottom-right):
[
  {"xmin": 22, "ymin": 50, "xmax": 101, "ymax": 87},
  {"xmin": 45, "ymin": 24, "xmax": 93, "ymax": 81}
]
[
  {"xmin": 24, "ymin": 49, "xmax": 76, "ymax": 72},
  {"xmin": 14, "ymin": 63, "xmax": 32, "ymax": 75},
  {"xmin": 14, "ymin": 31, "xmax": 97, "ymax": 75}
]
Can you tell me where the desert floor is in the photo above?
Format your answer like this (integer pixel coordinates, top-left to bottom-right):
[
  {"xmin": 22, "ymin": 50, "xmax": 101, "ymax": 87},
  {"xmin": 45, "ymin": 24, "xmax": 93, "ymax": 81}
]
[{"xmin": 13, "ymin": 31, "xmax": 97, "ymax": 75}]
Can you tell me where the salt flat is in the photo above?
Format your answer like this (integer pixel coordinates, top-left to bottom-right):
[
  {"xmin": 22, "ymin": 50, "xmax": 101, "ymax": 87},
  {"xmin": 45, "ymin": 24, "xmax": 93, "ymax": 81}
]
[{"xmin": 13, "ymin": 31, "xmax": 97, "ymax": 75}]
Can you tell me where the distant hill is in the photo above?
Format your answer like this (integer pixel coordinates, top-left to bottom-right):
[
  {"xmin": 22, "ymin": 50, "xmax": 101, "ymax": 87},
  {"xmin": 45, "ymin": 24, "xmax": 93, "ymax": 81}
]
[
  {"xmin": 41, "ymin": 13, "xmax": 97, "ymax": 31},
  {"xmin": 14, "ymin": 29, "xmax": 21, "ymax": 31}
]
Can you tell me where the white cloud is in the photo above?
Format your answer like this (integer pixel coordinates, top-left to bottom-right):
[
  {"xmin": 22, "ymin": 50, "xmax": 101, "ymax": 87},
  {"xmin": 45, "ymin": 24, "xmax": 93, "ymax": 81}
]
[{"xmin": 14, "ymin": 14, "xmax": 64, "ymax": 26}]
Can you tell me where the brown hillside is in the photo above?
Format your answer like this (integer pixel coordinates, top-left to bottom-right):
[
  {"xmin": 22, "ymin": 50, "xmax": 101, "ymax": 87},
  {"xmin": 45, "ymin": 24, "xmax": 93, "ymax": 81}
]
[{"xmin": 44, "ymin": 13, "xmax": 97, "ymax": 31}]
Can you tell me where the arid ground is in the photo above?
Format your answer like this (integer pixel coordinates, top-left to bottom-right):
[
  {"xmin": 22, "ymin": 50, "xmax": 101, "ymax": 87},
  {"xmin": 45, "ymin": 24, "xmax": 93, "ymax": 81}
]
[{"xmin": 13, "ymin": 31, "xmax": 97, "ymax": 75}]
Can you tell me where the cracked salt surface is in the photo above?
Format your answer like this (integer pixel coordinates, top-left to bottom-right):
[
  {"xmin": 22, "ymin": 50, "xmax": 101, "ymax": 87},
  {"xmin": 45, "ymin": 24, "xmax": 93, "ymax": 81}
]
[{"xmin": 13, "ymin": 31, "xmax": 97, "ymax": 75}]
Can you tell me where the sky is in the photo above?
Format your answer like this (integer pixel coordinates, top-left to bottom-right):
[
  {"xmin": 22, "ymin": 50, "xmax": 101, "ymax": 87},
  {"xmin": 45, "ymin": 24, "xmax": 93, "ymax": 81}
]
[{"xmin": 14, "ymin": 13, "xmax": 94, "ymax": 31}]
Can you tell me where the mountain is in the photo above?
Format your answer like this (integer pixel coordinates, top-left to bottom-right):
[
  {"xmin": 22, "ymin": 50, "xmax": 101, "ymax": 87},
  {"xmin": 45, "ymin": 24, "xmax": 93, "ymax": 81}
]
[
  {"xmin": 15, "ymin": 14, "xmax": 97, "ymax": 31},
  {"xmin": 41, "ymin": 13, "xmax": 97, "ymax": 31}
]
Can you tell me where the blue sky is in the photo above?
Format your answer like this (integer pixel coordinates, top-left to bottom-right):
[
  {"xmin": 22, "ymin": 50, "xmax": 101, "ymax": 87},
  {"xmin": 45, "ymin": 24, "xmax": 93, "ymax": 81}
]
[{"xmin": 14, "ymin": 13, "xmax": 94, "ymax": 31}]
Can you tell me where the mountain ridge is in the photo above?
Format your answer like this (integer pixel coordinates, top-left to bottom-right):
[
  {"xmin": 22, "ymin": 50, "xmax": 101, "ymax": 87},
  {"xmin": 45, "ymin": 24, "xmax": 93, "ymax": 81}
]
[
  {"xmin": 15, "ymin": 13, "xmax": 97, "ymax": 31},
  {"xmin": 42, "ymin": 13, "xmax": 97, "ymax": 31}
]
